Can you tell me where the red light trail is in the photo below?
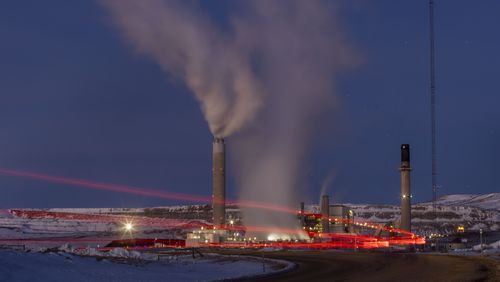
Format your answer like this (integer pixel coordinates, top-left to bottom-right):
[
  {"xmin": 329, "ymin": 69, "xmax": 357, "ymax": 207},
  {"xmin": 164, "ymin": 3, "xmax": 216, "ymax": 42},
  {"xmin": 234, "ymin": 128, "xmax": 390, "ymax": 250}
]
[
  {"xmin": 0, "ymin": 167, "xmax": 296, "ymax": 214},
  {"xmin": 0, "ymin": 167, "xmax": 211, "ymax": 203},
  {"xmin": 2, "ymin": 210, "xmax": 425, "ymax": 250},
  {"xmin": 6, "ymin": 209, "xmax": 424, "ymax": 249},
  {"xmin": 9, "ymin": 209, "xmax": 210, "ymax": 230},
  {"xmin": 0, "ymin": 167, "xmax": 425, "ymax": 249}
]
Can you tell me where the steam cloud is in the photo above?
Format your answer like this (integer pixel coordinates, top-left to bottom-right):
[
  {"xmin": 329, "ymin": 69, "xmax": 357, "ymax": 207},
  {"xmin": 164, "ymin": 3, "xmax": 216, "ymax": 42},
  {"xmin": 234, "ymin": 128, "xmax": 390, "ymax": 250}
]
[
  {"xmin": 101, "ymin": 0, "xmax": 356, "ymax": 238},
  {"xmin": 100, "ymin": 0, "xmax": 261, "ymax": 138}
]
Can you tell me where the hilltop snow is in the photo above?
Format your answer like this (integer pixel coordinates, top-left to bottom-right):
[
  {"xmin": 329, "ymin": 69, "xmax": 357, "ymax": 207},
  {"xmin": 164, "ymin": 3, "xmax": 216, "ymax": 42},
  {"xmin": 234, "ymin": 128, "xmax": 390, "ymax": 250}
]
[{"xmin": 428, "ymin": 193, "xmax": 500, "ymax": 211}]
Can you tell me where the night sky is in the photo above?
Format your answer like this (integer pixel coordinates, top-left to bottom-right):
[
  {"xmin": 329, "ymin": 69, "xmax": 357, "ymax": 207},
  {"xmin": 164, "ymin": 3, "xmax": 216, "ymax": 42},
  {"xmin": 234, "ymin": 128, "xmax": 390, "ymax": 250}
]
[{"xmin": 0, "ymin": 0, "xmax": 498, "ymax": 208}]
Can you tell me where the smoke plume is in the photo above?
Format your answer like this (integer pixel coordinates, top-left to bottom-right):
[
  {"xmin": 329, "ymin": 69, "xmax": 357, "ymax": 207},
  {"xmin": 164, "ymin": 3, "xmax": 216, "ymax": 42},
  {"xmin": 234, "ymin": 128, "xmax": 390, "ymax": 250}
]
[
  {"xmin": 101, "ymin": 0, "xmax": 357, "ymax": 238},
  {"xmin": 100, "ymin": 0, "xmax": 261, "ymax": 137},
  {"xmin": 320, "ymin": 170, "xmax": 337, "ymax": 201}
]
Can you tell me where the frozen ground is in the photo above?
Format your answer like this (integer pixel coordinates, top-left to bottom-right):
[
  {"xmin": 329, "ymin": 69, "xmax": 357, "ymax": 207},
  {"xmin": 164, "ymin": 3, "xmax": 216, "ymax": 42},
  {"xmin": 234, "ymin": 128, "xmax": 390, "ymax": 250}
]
[{"xmin": 0, "ymin": 250, "xmax": 291, "ymax": 282}]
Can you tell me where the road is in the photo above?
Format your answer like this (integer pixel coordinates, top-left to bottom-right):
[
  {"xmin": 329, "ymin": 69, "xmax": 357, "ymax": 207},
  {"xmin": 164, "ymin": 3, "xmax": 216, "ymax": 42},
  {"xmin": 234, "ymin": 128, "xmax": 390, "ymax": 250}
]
[{"xmin": 218, "ymin": 250, "xmax": 500, "ymax": 281}]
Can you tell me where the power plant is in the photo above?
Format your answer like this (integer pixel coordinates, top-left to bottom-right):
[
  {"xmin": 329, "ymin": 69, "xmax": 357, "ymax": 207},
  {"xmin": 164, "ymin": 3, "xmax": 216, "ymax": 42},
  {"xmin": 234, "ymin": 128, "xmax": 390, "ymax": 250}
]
[
  {"xmin": 187, "ymin": 140, "xmax": 425, "ymax": 248},
  {"xmin": 399, "ymin": 144, "xmax": 412, "ymax": 232},
  {"xmin": 212, "ymin": 137, "xmax": 226, "ymax": 228},
  {"xmin": 205, "ymin": 141, "xmax": 415, "ymax": 243}
]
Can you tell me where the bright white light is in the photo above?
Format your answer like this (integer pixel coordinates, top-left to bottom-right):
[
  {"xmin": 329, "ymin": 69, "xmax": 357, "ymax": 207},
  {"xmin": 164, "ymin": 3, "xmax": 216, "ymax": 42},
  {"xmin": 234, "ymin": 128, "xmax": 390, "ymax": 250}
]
[{"xmin": 123, "ymin": 222, "xmax": 134, "ymax": 232}]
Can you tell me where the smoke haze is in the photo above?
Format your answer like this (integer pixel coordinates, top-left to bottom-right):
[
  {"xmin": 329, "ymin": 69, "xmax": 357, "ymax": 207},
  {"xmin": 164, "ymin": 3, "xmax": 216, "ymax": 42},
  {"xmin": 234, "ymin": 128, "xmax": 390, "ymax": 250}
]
[{"xmin": 101, "ymin": 0, "xmax": 357, "ymax": 238}]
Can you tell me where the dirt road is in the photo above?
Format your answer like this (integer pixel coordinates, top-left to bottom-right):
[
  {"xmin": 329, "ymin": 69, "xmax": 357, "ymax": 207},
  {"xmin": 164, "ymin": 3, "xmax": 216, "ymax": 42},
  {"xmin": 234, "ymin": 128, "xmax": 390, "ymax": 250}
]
[{"xmin": 219, "ymin": 250, "xmax": 500, "ymax": 282}]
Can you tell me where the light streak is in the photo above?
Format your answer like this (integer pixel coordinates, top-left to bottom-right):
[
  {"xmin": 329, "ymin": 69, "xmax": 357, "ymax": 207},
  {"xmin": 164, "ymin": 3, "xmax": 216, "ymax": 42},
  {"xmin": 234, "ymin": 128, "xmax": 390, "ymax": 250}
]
[
  {"xmin": 9, "ymin": 209, "xmax": 417, "ymax": 240},
  {"xmin": 0, "ymin": 167, "xmax": 211, "ymax": 203},
  {"xmin": 0, "ymin": 167, "xmax": 425, "ymax": 246},
  {"xmin": 0, "ymin": 167, "xmax": 296, "ymax": 214}
]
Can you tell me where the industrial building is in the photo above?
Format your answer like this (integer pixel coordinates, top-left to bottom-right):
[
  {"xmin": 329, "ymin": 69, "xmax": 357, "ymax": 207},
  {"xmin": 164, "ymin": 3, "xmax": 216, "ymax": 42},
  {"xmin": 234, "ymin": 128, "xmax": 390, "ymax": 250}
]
[
  {"xmin": 296, "ymin": 144, "xmax": 413, "ymax": 239},
  {"xmin": 186, "ymin": 228, "xmax": 227, "ymax": 247},
  {"xmin": 299, "ymin": 196, "xmax": 354, "ymax": 238}
]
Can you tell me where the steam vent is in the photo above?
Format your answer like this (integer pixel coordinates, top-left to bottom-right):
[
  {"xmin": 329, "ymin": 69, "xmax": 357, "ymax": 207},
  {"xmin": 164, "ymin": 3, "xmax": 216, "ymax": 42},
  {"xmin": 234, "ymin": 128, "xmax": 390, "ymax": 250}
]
[
  {"xmin": 212, "ymin": 137, "xmax": 226, "ymax": 227},
  {"xmin": 399, "ymin": 144, "xmax": 412, "ymax": 232}
]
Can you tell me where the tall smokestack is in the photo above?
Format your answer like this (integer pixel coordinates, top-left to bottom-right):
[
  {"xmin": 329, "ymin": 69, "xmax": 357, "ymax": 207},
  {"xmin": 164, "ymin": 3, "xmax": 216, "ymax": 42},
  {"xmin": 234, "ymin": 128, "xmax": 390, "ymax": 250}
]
[
  {"xmin": 399, "ymin": 144, "xmax": 412, "ymax": 232},
  {"xmin": 321, "ymin": 195, "xmax": 330, "ymax": 234},
  {"xmin": 212, "ymin": 137, "xmax": 225, "ymax": 227}
]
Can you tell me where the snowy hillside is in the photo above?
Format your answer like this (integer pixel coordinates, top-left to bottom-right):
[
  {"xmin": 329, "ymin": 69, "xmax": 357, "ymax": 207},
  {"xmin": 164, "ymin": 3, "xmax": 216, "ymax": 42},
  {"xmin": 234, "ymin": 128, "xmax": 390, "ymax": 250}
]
[
  {"xmin": 421, "ymin": 193, "xmax": 500, "ymax": 211},
  {"xmin": 304, "ymin": 193, "xmax": 500, "ymax": 234}
]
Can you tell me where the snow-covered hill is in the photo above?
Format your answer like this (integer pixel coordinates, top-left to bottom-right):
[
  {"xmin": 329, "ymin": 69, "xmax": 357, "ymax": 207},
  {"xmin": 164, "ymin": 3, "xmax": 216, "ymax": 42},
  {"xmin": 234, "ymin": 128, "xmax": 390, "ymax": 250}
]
[
  {"xmin": 422, "ymin": 193, "xmax": 500, "ymax": 211},
  {"xmin": 304, "ymin": 193, "xmax": 500, "ymax": 234},
  {"xmin": 357, "ymin": 193, "xmax": 500, "ymax": 234}
]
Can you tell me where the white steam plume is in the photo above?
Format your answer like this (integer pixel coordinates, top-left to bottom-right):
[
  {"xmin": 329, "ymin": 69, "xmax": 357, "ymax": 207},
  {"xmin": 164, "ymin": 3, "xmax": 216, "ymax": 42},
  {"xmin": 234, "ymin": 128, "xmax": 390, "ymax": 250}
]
[
  {"xmin": 100, "ymin": 0, "xmax": 261, "ymax": 137},
  {"xmin": 231, "ymin": 1, "xmax": 356, "ymax": 239},
  {"xmin": 101, "ymin": 0, "xmax": 357, "ymax": 239}
]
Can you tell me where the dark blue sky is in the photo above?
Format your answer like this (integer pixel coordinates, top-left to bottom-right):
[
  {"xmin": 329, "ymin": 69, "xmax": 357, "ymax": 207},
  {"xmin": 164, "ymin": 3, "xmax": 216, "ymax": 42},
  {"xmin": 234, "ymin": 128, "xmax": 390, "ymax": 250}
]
[{"xmin": 0, "ymin": 0, "xmax": 498, "ymax": 208}]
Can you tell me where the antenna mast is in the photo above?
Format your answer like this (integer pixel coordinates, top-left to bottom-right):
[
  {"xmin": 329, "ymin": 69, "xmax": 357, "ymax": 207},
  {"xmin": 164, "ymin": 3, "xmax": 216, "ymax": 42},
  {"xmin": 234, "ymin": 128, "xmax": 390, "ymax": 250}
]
[{"xmin": 429, "ymin": 0, "xmax": 438, "ymax": 220}]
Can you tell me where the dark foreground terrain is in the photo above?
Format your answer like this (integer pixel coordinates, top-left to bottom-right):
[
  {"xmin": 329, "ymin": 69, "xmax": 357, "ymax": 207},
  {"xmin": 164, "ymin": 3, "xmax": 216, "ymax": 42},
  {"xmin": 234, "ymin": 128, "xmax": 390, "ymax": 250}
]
[{"xmin": 219, "ymin": 250, "xmax": 500, "ymax": 282}]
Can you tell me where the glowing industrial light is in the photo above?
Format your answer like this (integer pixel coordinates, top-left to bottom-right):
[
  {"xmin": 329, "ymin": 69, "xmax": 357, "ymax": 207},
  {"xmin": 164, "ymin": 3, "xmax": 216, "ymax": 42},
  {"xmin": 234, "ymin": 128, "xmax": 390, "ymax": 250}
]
[
  {"xmin": 267, "ymin": 233, "xmax": 286, "ymax": 241},
  {"xmin": 229, "ymin": 220, "xmax": 234, "ymax": 225},
  {"xmin": 122, "ymin": 220, "xmax": 135, "ymax": 233}
]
